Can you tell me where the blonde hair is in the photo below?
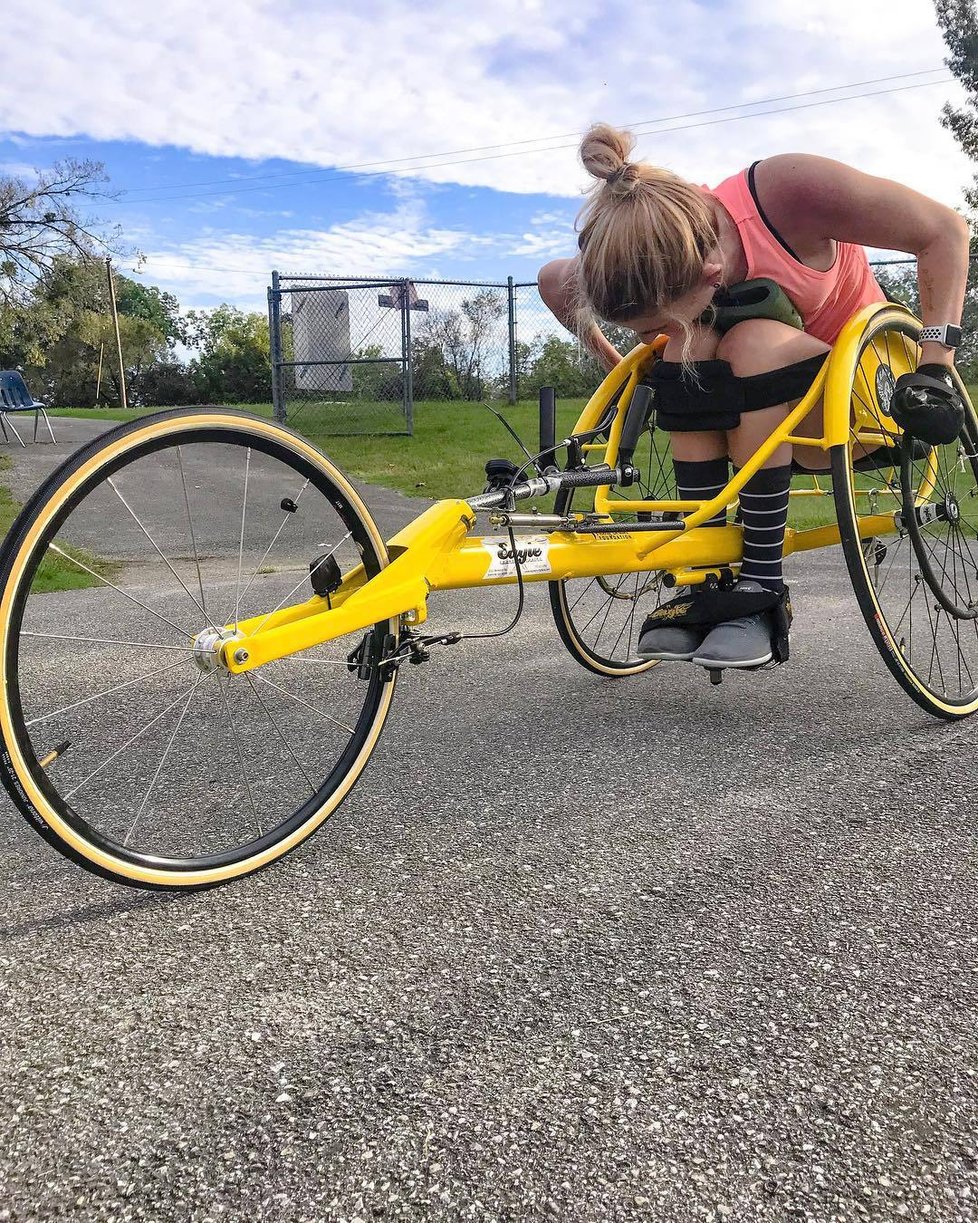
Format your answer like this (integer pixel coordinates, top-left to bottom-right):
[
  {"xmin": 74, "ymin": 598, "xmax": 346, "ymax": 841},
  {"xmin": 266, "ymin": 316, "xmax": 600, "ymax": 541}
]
[{"xmin": 575, "ymin": 123, "xmax": 719, "ymax": 345}]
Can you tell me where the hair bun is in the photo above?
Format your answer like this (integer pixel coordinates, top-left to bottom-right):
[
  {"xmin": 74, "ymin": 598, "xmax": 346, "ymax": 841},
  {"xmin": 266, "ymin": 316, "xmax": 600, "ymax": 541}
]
[{"xmin": 579, "ymin": 123, "xmax": 637, "ymax": 184}]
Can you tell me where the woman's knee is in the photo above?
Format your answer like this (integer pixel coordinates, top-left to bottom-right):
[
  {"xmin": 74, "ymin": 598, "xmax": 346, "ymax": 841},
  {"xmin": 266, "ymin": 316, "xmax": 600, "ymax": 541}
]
[
  {"xmin": 716, "ymin": 319, "xmax": 829, "ymax": 376},
  {"xmin": 662, "ymin": 323, "xmax": 720, "ymax": 363}
]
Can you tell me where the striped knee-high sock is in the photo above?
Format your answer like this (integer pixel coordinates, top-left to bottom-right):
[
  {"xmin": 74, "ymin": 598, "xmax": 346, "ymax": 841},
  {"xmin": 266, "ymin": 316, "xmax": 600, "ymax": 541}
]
[
  {"xmin": 738, "ymin": 464, "xmax": 791, "ymax": 592},
  {"xmin": 673, "ymin": 457, "xmax": 729, "ymax": 527}
]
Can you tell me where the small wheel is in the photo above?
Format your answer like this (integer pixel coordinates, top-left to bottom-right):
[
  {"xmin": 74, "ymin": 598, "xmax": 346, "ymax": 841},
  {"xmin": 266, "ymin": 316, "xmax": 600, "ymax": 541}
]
[
  {"xmin": 0, "ymin": 408, "xmax": 398, "ymax": 889},
  {"xmin": 832, "ymin": 308, "xmax": 978, "ymax": 719},
  {"xmin": 549, "ymin": 413, "xmax": 672, "ymax": 676}
]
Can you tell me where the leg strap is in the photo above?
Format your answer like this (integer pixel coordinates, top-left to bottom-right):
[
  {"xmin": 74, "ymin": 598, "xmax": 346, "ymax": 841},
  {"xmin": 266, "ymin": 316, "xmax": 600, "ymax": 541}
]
[
  {"xmin": 646, "ymin": 354, "xmax": 826, "ymax": 433},
  {"xmin": 642, "ymin": 585, "xmax": 793, "ymax": 663}
]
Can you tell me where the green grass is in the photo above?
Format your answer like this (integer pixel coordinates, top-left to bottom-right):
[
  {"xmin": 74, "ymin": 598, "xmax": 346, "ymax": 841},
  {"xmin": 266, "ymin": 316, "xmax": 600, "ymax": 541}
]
[
  {"xmin": 50, "ymin": 399, "xmax": 588, "ymax": 500},
  {"xmin": 0, "ymin": 456, "xmax": 119, "ymax": 594}
]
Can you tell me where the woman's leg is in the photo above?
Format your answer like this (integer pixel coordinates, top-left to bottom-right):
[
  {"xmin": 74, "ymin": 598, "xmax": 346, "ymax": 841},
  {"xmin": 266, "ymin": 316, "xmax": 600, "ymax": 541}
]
[
  {"xmin": 636, "ymin": 327, "xmax": 730, "ymax": 660},
  {"xmin": 691, "ymin": 321, "xmax": 829, "ymax": 668},
  {"xmin": 662, "ymin": 327, "xmax": 730, "ymax": 525}
]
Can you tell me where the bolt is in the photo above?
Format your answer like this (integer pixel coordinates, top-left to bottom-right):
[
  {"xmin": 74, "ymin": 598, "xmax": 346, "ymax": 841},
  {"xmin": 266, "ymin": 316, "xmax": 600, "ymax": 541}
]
[{"xmin": 234, "ymin": 648, "xmax": 249, "ymax": 664}]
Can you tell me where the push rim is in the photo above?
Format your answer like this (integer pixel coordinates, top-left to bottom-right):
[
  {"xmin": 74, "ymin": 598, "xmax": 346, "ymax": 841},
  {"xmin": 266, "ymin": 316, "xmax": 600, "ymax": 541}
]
[
  {"xmin": 0, "ymin": 410, "xmax": 397, "ymax": 887},
  {"xmin": 901, "ymin": 412, "xmax": 978, "ymax": 622}
]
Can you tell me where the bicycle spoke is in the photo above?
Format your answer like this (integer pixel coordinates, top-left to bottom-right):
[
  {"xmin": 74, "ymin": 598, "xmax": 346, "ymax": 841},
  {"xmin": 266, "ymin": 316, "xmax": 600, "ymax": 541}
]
[
  {"xmin": 236, "ymin": 478, "xmax": 312, "ymax": 612},
  {"xmin": 233, "ymin": 447, "xmax": 252, "ymax": 630},
  {"xmin": 251, "ymin": 530, "xmax": 352, "ymax": 638},
  {"xmin": 177, "ymin": 446, "xmax": 209, "ymax": 621},
  {"xmin": 46, "ymin": 545, "xmax": 193, "ymax": 638},
  {"xmin": 64, "ymin": 676, "xmax": 207, "ymax": 801},
  {"xmin": 567, "ymin": 579, "xmax": 600, "ymax": 615},
  {"xmin": 253, "ymin": 671, "xmax": 356, "ymax": 735},
  {"xmin": 20, "ymin": 631, "xmax": 194, "ymax": 653},
  {"xmin": 245, "ymin": 674, "xmax": 316, "ymax": 795},
  {"xmin": 107, "ymin": 476, "xmax": 208, "ymax": 623},
  {"xmin": 26, "ymin": 656, "xmax": 190, "ymax": 728},
  {"xmin": 217, "ymin": 674, "xmax": 262, "ymax": 837},
  {"xmin": 124, "ymin": 674, "xmax": 204, "ymax": 846},
  {"xmin": 275, "ymin": 655, "xmax": 360, "ymax": 667}
]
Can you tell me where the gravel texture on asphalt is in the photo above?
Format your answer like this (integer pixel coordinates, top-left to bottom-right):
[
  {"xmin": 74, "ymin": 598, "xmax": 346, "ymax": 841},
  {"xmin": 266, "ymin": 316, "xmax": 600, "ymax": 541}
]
[{"xmin": 1, "ymin": 417, "xmax": 977, "ymax": 1222}]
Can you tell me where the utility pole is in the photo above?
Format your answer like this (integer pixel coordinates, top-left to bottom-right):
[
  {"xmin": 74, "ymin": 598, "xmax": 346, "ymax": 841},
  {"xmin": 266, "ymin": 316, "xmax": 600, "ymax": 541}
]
[{"xmin": 105, "ymin": 257, "xmax": 128, "ymax": 411}]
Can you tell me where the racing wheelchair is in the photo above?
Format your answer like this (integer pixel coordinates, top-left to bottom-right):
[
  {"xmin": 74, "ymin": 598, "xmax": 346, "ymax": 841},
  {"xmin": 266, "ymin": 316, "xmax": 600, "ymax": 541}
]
[{"xmin": 0, "ymin": 301, "xmax": 975, "ymax": 889}]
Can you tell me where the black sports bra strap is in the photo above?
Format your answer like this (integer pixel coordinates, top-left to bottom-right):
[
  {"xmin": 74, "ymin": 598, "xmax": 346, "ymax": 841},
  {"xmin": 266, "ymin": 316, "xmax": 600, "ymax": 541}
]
[{"xmin": 747, "ymin": 161, "xmax": 803, "ymax": 264}]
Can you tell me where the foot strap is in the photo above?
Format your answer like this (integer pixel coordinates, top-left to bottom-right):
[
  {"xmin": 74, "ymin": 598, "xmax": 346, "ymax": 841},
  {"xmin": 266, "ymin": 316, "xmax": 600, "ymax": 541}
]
[{"xmin": 642, "ymin": 585, "xmax": 793, "ymax": 663}]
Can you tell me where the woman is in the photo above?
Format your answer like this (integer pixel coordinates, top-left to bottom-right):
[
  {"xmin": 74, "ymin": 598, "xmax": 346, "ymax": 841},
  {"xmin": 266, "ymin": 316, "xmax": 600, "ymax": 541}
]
[{"xmin": 539, "ymin": 124, "xmax": 970, "ymax": 670}]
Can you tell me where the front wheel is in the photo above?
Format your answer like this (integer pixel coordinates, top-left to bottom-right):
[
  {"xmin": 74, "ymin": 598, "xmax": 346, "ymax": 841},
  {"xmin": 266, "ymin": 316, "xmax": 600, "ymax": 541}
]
[{"xmin": 0, "ymin": 408, "xmax": 398, "ymax": 889}]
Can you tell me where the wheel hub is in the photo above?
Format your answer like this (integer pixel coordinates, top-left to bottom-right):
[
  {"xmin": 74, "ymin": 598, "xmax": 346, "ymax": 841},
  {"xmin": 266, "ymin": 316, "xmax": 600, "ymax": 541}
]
[
  {"xmin": 945, "ymin": 493, "xmax": 961, "ymax": 524},
  {"xmin": 192, "ymin": 626, "xmax": 243, "ymax": 673}
]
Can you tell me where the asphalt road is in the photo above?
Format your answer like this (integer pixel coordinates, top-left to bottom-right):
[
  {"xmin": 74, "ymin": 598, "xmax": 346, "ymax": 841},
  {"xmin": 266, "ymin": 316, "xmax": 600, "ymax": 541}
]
[{"xmin": 1, "ymin": 416, "xmax": 977, "ymax": 1222}]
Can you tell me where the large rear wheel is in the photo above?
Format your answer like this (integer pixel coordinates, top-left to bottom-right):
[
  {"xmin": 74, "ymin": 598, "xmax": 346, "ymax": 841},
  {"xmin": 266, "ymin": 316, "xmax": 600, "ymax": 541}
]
[{"xmin": 832, "ymin": 309, "xmax": 978, "ymax": 719}]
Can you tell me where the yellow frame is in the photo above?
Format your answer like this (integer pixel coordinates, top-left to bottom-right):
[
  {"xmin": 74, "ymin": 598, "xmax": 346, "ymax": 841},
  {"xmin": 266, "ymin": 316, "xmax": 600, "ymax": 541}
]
[{"xmin": 225, "ymin": 302, "xmax": 921, "ymax": 675}]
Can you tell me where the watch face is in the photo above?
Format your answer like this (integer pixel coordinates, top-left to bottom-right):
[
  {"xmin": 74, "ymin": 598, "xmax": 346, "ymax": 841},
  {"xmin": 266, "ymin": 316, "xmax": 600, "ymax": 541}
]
[{"xmin": 946, "ymin": 324, "xmax": 963, "ymax": 348}]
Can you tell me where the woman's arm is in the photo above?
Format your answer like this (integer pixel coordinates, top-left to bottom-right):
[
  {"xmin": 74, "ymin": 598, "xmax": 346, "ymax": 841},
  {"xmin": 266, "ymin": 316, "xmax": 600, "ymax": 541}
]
[
  {"xmin": 538, "ymin": 257, "xmax": 623, "ymax": 371},
  {"xmin": 757, "ymin": 154, "xmax": 972, "ymax": 367}
]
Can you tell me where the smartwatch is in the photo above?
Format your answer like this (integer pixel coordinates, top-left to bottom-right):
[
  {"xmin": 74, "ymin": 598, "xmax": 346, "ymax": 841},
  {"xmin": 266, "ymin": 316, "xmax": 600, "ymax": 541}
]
[{"xmin": 919, "ymin": 323, "xmax": 963, "ymax": 349}]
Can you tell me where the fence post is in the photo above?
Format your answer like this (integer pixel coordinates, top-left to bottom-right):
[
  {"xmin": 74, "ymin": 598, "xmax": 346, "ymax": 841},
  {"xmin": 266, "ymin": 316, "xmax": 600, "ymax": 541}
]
[
  {"xmin": 268, "ymin": 270, "xmax": 286, "ymax": 422},
  {"xmin": 401, "ymin": 279, "xmax": 414, "ymax": 436},
  {"xmin": 507, "ymin": 276, "xmax": 517, "ymax": 405}
]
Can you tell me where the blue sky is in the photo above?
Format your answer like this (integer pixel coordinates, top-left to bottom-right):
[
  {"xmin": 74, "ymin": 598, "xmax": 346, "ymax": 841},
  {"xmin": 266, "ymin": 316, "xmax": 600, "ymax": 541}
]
[{"xmin": 1, "ymin": 0, "xmax": 973, "ymax": 315}]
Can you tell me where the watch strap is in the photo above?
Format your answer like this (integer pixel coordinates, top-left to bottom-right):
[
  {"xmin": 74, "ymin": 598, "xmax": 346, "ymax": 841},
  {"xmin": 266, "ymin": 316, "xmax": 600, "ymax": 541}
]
[{"xmin": 920, "ymin": 323, "xmax": 962, "ymax": 349}]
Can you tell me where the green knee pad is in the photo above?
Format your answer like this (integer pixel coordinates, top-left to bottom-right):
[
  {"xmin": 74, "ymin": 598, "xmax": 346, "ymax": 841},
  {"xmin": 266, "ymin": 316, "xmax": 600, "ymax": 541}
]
[{"xmin": 701, "ymin": 278, "xmax": 803, "ymax": 334}]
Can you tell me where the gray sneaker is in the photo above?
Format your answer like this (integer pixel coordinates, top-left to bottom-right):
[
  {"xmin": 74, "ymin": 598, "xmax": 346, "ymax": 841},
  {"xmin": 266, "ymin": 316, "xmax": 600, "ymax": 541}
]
[
  {"xmin": 691, "ymin": 579, "xmax": 775, "ymax": 669},
  {"xmin": 636, "ymin": 622, "xmax": 707, "ymax": 661},
  {"xmin": 637, "ymin": 587, "xmax": 708, "ymax": 661}
]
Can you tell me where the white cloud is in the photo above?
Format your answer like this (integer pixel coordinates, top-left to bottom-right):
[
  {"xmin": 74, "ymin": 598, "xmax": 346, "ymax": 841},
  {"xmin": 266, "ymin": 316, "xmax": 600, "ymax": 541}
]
[
  {"xmin": 131, "ymin": 199, "xmax": 514, "ymax": 309},
  {"xmin": 1, "ymin": 0, "xmax": 972, "ymax": 209},
  {"xmin": 0, "ymin": 161, "xmax": 40, "ymax": 179}
]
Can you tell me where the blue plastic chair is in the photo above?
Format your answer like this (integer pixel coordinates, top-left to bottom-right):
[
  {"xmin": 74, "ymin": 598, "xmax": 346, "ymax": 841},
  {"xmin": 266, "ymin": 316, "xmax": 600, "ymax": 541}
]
[{"xmin": 0, "ymin": 371, "xmax": 56, "ymax": 445}]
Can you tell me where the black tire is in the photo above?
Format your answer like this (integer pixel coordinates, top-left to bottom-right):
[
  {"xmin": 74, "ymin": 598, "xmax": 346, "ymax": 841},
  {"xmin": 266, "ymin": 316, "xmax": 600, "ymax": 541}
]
[
  {"xmin": 831, "ymin": 309, "xmax": 978, "ymax": 719},
  {"xmin": 549, "ymin": 411, "xmax": 672, "ymax": 676},
  {"xmin": 0, "ymin": 408, "xmax": 398, "ymax": 888}
]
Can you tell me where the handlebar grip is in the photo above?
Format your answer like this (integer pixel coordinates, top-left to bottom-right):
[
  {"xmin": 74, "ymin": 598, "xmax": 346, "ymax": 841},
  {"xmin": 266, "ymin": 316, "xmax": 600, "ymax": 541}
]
[
  {"xmin": 618, "ymin": 384, "xmax": 653, "ymax": 463},
  {"xmin": 557, "ymin": 464, "xmax": 616, "ymax": 488}
]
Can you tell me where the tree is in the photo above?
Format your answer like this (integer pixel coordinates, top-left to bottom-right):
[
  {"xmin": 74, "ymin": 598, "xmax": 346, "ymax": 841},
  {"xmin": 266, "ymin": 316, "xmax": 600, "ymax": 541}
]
[
  {"xmin": 350, "ymin": 343, "xmax": 403, "ymax": 401},
  {"xmin": 935, "ymin": 0, "xmax": 978, "ymax": 214},
  {"xmin": 185, "ymin": 306, "xmax": 272, "ymax": 403},
  {"xmin": 116, "ymin": 280, "xmax": 186, "ymax": 347},
  {"xmin": 416, "ymin": 289, "xmax": 505, "ymax": 400},
  {"xmin": 520, "ymin": 335, "xmax": 600, "ymax": 398},
  {"xmin": 11, "ymin": 256, "xmax": 174, "ymax": 406},
  {"xmin": 0, "ymin": 160, "xmax": 119, "ymax": 297},
  {"xmin": 0, "ymin": 254, "xmax": 192, "ymax": 406}
]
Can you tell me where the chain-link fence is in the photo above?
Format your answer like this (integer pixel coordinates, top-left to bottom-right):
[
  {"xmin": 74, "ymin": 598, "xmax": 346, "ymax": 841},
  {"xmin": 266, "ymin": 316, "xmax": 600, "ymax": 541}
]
[
  {"xmin": 268, "ymin": 273, "xmax": 577, "ymax": 435},
  {"xmin": 269, "ymin": 255, "xmax": 978, "ymax": 436}
]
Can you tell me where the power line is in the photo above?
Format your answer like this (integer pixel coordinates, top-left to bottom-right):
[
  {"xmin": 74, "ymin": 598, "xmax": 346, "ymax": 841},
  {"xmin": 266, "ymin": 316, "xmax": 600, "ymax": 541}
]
[{"xmin": 116, "ymin": 72, "xmax": 954, "ymax": 207}]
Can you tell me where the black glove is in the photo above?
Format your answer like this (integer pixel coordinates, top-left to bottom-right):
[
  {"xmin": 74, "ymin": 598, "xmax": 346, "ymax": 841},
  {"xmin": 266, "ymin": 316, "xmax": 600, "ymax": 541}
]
[{"xmin": 890, "ymin": 364, "xmax": 965, "ymax": 446}]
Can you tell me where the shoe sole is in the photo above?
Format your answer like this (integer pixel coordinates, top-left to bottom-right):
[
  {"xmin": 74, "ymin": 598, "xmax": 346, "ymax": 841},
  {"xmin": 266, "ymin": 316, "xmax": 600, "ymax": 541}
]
[
  {"xmin": 691, "ymin": 650, "xmax": 773, "ymax": 669},
  {"xmin": 635, "ymin": 649, "xmax": 698, "ymax": 661}
]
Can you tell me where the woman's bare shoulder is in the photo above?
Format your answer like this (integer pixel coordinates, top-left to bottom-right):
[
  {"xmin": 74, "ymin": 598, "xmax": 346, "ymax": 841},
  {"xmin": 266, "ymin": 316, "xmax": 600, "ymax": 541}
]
[{"xmin": 752, "ymin": 154, "xmax": 878, "ymax": 247}]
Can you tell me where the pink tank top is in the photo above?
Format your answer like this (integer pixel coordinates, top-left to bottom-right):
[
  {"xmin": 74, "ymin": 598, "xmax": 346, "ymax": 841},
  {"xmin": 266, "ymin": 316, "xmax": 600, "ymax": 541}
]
[{"xmin": 708, "ymin": 164, "xmax": 885, "ymax": 345}]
